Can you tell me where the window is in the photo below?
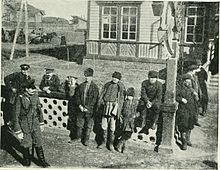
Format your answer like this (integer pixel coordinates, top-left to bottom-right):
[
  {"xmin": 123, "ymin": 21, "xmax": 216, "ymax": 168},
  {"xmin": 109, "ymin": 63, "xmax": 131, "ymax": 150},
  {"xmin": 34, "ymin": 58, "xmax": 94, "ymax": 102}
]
[
  {"xmin": 102, "ymin": 6, "xmax": 118, "ymax": 40},
  {"xmin": 121, "ymin": 7, "xmax": 137, "ymax": 40},
  {"xmin": 101, "ymin": 5, "xmax": 138, "ymax": 41},
  {"xmin": 185, "ymin": 6, "xmax": 205, "ymax": 43}
]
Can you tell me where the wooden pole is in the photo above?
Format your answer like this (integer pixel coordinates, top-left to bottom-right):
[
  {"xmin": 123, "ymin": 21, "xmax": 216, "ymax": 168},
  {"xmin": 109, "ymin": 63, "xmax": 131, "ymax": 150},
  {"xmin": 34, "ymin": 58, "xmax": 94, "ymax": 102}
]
[
  {"xmin": 10, "ymin": 0, "xmax": 24, "ymax": 60},
  {"xmin": 67, "ymin": 46, "xmax": 69, "ymax": 69},
  {"xmin": 24, "ymin": 0, "xmax": 29, "ymax": 57}
]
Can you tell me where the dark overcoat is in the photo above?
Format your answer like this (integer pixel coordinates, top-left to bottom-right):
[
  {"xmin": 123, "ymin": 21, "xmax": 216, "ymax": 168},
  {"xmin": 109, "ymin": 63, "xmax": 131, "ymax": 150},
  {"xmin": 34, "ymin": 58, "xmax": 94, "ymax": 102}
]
[
  {"xmin": 39, "ymin": 74, "xmax": 60, "ymax": 92},
  {"xmin": 196, "ymin": 68, "xmax": 208, "ymax": 103},
  {"xmin": 13, "ymin": 92, "xmax": 44, "ymax": 148},
  {"xmin": 176, "ymin": 84, "xmax": 198, "ymax": 132},
  {"xmin": 74, "ymin": 81, "xmax": 99, "ymax": 117},
  {"xmin": 4, "ymin": 72, "xmax": 31, "ymax": 104}
]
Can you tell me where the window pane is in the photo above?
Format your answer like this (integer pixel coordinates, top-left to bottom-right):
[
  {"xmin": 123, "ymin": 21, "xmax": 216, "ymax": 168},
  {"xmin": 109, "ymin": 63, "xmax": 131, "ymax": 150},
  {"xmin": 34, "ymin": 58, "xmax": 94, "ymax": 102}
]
[
  {"xmin": 187, "ymin": 17, "xmax": 195, "ymax": 25},
  {"xmin": 130, "ymin": 25, "xmax": 136, "ymax": 32},
  {"xmin": 111, "ymin": 24, "xmax": 116, "ymax": 31},
  {"xmin": 186, "ymin": 35, "xmax": 193, "ymax": 42},
  {"xmin": 187, "ymin": 8, "xmax": 196, "ymax": 16},
  {"xmin": 111, "ymin": 16, "xmax": 117, "ymax": 23},
  {"xmin": 197, "ymin": 8, "xmax": 205, "ymax": 16},
  {"xmin": 122, "ymin": 25, "xmax": 128, "ymax": 31},
  {"xmin": 196, "ymin": 17, "xmax": 204, "ymax": 26},
  {"xmin": 123, "ymin": 8, "xmax": 129, "ymax": 15},
  {"xmin": 129, "ymin": 33, "xmax": 136, "ymax": 40},
  {"xmin": 187, "ymin": 26, "xmax": 194, "ymax": 33},
  {"xmin": 195, "ymin": 34, "xmax": 202, "ymax": 42},
  {"xmin": 122, "ymin": 32, "xmax": 128, "ymax": 39},
  {"xmin": 123, "ymin": 16, "xmax": 129, "ymax": 24},
  {"xmin": 104, "ymin": 24, "xmax": 109, "ymax": 31},
  {"xmin": 130, "ymin": 16, "xmax": 136, "ymax": 24},
  {"xmin": 104, "ymin": 7, "xmax": 110, "ymax": 15},
  {"xmin": 111, "ymin": 8, "xmax": 117, "ymax": 15},
  {"xmin": 110, "ymin": 32, "xmax": 116, "ymax": 39},
  {"xmin": 130, "ymin": 8, "xmax": 137, "ymax": 15},
  {"xmin": 103, "ymin": 32, "xmax": 109, "ymax": 38},
  {"xmin": 195, "ymin": 26, "xmax": 203, "ymax": 34}
]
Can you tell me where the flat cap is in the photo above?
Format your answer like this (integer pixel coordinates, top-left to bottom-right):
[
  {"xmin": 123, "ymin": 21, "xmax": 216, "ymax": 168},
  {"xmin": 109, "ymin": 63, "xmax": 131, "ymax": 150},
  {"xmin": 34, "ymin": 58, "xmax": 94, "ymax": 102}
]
[
  {"xmin": 148, "ymin": 70, "xmax": 158, "ymax": 78},
  {"xmin": 20, "ymin": 64, "xmax": 30, "ymax": 70},
  {"xmin": 67, "ymin": 75, "xmax": 78, "ymax": 79},
  {"xmin": 84, "ymin": 68, "xmax": 94, "ymax": 77},
  {"xmin": 112, "ymin": 71, "xmax": 122, "ymax": 80},
  {"xmin": 187, "ymin": 65, "xmax": 198, "ymax": 71},
  {"xmin": 126, "ymin": 87, "xmax": 135, "ymax": 97}
]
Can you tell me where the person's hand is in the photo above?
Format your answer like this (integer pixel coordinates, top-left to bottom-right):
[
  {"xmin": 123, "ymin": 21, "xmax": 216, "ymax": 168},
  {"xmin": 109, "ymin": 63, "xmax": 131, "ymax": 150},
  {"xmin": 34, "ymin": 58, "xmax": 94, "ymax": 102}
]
[
  {"xmin": 84, "ymin": 108, "xmax": 88, "ymax": 112},
  {"xmin": 11, "ymin": 88, "xmax": 17, "ymax": 93},
  {"xmin": 40, "ymin": 125, "xmax": 44, "ymax": 132},
  {"xmin": 151, "ymin": 123, "xmax": 157, "ymax": 130},
  {"xmin": 17, "ymin": 132, "xmax": 24, "ymax": 140},
  {"xmin": 46, "ymin": 89, "xmax": 51, "ymax": 94},
  {"xmin": 79, "ymin": 105, "xmax": 84, "ymax": 112},
  {"xmin": 182, "ymin": 98, "xmax": 187, "ymax": 104},
  {"xmin": 43, "ymin": 86, "xmax": 50, "ymax": 91},
  {"xmin": 146, "ymin": 101, "xmax": 152, "ymax": 108}
]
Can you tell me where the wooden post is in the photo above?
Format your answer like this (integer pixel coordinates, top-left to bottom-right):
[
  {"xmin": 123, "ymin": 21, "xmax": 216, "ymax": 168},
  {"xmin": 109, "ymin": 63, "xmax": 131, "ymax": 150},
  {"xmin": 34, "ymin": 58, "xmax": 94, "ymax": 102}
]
[
  {"xmin": 10, "ymin": 0, "xmax": 24, "ymax": 60},
  {"xmin": 158, "ymin": 40, "xmax": 178, "ymax": 154},
  {"xmin": 24, "ymin": 0, "xmax": 29, "ymax": 57},
  {"xmin": 67, "ymin": 46, "xmax": 69, "ymax": 69}
]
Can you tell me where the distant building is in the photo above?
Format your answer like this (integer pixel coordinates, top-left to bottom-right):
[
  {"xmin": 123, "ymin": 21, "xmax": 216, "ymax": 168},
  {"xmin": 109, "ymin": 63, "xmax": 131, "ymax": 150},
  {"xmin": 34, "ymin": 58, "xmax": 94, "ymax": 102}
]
[
  {"xmin": 2, "ymin": 0, "xmax": 45, "ymax": 30},
  {"xmin": 42, "ymin": 17, "xmax": 72, "ymax": 33},
  {"xmin": 70, "ymin": 16, "xmax": 87, "ymax": 32}
]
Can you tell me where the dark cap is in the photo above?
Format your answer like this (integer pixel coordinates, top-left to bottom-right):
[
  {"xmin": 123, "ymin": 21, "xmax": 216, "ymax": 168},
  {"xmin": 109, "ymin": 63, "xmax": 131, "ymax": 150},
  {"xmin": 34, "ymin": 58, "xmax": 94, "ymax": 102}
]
[
  {"xmin": 187, "ymin": 65, "xmax": 198, "ymax": 71},
  {"xmin": 84, "ymin": 68, "xmax": 94, "ymax": 77},
  {"xmin": 67, "ymin": 75, "xmax": 78, "ymax": 79},
  {"xmin": 181, "ymin": 74, "xmax": 192, "ymax": 81},
  {"xmin": 126, "ymin": 87, "xmax": 135, "ymax": 97},
  {"xmin": 112, "ymin": 71, "xmax": 122, "ymax": 80},
  {"xmin": 21, "ymin": 79, "xmax": 36, "ymax": 89},
  {"xmin": 20, "ymin": 64, "xmax": 30, "ymax": 70},
  {"xmin": 148, "ymin": 71, "xmax": 158, "ymax": 78}
]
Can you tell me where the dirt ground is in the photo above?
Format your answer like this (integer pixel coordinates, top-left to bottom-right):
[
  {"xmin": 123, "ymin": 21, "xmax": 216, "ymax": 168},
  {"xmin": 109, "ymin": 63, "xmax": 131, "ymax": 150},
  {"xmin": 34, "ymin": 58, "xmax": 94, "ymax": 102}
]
[{"xmin": 1, "ymin": 54, "xmax": 218, "ymax": 169}]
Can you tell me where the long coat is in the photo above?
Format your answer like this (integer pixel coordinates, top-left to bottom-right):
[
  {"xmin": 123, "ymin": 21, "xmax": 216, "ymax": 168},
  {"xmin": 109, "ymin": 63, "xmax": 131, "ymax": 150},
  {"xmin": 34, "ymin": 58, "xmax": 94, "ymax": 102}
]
[
  {"xmin": 176, "ymin": 84, "xmax": 198, "ymax": 132},
  {"xmin": 140, "ymin": 80, "xmax": 163, "ymax": 114},
  {"xmin": 196, "ymin": 68, "xmax": 208, "ymax": 103},
  {"xmin": 74, "ymin": 81, "xmax": 99, "ymax": 117},
  {"xmin": 98, "ymin": 81, "xmax": 126, "ymax": 119},
  {"xmin": 39, "ymin": 74, "xmax": 60, "ymax": 92},
  {"xmin": 121, "ymin": 99, "xmax": 137, "ymax": 132},
  {"xmin": 4, "ymin": 72, "xmax": 31, "ymax": 104},
  {"xmin": 13, "ymin": 92, "xmax": 44, "ymax": 148}
]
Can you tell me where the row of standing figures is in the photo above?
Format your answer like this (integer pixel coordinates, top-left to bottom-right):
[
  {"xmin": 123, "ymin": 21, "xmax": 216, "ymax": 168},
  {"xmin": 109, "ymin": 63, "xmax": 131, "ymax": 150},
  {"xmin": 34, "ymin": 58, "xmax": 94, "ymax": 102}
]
[{"xmin": 1, "ymin": 60, "xmax": 209, "ymax": 167}]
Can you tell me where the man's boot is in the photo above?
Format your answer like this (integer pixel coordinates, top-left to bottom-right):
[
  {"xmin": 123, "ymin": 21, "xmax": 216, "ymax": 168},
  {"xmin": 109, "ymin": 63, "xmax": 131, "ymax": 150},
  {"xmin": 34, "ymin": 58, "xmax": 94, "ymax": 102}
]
[
  {"xmin": 97, "ymin": 130, "xmax": 107, "ymax": 149},
  {"xmin": 23, "ymin": 147, "xmax": 31, "ymax": 167},
  {"xmin": 108, "ymin": 131, "xmax": 115, "ymax": 151},
  {"xmin": 115, "ymin": 139, "xmax": 123, "ymax": 152},
  {"xmin": 83, "ymin": 128, "xmax": 91, "ymax": 146},
  {"xmin": 35, "ymin": 146, "xmax": 50, "ymax": 168},
  {"xmin": 181, "ymin": 132, "xmax": 187, "ymax": 150},
  {"xmin": 121, "ymin": 140, "xmax": 126, "ymax": 153},
  {"xmin": 186, "ymin": 130, "xmax": 192, "ymax": 147}
]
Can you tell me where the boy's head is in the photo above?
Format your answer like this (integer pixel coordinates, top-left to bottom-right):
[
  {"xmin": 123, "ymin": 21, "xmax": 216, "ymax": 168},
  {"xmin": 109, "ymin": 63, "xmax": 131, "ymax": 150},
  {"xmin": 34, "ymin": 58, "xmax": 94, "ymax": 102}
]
[
  {"xmin": 67, "ymin": 76, "xmax": 78, "ymax": 85},
  {"xmin": 84, "ymin": 68, "xmax": 94, "ymax": 82},
  {"xmin": 181, "ymin": 74, "xmax": 192, "ymax": 87},
  {"xmin": 112, "ymin": 71, "xmax": 121, "ymax": 84},
  {"xmin": 45, "ymin": 68, "xmax": 55, "ymax": 76},
  {"xmin": 126, "ymin": 87, "xmax": 135, "ymax": 100},
  {"xmin": 20, "ymin": 64, "xmax": 30, "ymax": 76},
  {"xmin": 148, "ymin": 70, "xmax": 158, "ymax": 84}
]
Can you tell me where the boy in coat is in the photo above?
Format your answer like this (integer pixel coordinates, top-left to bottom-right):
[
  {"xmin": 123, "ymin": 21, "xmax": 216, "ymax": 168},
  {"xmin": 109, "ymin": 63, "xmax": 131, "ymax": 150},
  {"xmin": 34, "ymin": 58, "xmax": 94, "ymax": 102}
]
[
  {"xmin": 176, "ymin": 74, "xmax": 199, "ymax": 150},
  {"xmin": 74, "ymin": 68, "xmax": 99, "ymax": 146},
  {"xmin": 115, "ymin": 87, "xmax": 137, "ymax": 153},
  {"xmin": 97, "ymin": 71, "xmax": 126, "ymax": 151},
  {"xmin": 13, "ymin": 79, "xmax": 50, "ymax": 167}
]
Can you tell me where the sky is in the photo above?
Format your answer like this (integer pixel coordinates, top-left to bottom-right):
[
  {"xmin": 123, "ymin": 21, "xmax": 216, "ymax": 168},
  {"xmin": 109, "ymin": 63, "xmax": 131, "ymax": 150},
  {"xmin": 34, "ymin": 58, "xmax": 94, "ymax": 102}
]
[{"xmin": 28, "ymin": 0, "xmax": 88, "ymax": 21}]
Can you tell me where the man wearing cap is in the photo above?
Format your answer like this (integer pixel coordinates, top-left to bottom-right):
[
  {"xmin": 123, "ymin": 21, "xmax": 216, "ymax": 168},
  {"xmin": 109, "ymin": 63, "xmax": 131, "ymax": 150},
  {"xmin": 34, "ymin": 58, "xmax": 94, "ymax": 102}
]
[
  {"xmin": 4, "ymin": 64, "xmax": 31, "ymax": 124},
  {"xmin": 12, "ymin": 79, "xmax": 50, "ymax": 167},
  {"xmin": 195, "ymin": 59, "xmax": 209, "ymax": 116},
  {"xmin": 176, "ymin": 74, "xmax": 198, "ymax": 150},
  {"xmin": 186, "ymin": 64, "xmax": 201, "ymax": 126},
  {"xmin": 97, "ymin": 71, "xmax": 126, "ymax": 151},
  {"xmin": 74, "ymin": 68, "xmax": 99, "ymax": 146},
  {"xmin": 39, "ymin": 68, "xmax": 60, "ymax": 94},
  {"xmin": 138, "ymin": 70, "xmax": 163, "ymax": 137}
]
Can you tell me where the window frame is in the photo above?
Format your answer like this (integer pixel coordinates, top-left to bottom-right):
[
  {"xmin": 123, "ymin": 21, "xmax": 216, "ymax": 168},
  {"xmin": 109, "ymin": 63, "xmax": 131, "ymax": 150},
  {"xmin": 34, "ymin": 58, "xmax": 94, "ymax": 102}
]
[{"xmin": 184, "ymin": 5, "xmax": 206, "ymax": 44}]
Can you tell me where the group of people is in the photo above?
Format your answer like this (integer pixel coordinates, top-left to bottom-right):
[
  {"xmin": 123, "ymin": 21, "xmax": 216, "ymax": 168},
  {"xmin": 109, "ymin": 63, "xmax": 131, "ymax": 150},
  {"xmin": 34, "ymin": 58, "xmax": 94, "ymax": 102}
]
[{"xmin": 2, "ymin": 58, "xmax": 209, "ymax": 167}]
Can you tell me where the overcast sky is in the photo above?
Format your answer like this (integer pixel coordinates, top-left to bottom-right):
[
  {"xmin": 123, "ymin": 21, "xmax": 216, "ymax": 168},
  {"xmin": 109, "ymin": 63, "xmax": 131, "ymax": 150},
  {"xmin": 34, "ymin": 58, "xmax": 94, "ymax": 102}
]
[{"xmin": 28, "ymin": 0, "xmax": 88, "ymax": 21}]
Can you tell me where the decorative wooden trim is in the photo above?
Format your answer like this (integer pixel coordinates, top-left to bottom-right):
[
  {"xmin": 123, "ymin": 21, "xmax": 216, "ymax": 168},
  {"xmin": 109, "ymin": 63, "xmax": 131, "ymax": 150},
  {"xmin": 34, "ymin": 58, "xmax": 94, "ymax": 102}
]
[
  {"xmin": 87, "ymin": 0, "xmax": 91, "ymax": 40},
  {"xmin": 98, "ymin": 4, "xmax": 102, "ymax": 56},
  {"xmin": 136, "ymin": 4, "xmax": 141, "ymax": 58},
  {"xmin": 86, "ymin": 53, "xmax": 167, "ymax": 64},
  {"xmin": 116, "ymin": 5, "xmax": 121, "ymax": 56},
  {"xmin": 87, "ymin": 39, "xmax": 161, "ymax": 45}
]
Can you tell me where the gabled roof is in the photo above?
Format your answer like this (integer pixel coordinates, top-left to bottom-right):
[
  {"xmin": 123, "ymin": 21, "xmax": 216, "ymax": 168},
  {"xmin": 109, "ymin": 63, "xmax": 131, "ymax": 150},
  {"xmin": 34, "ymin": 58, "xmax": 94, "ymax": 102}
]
[{"xmin": 42, "ymin": 17, "xmax": 69, "ymax": 24}]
